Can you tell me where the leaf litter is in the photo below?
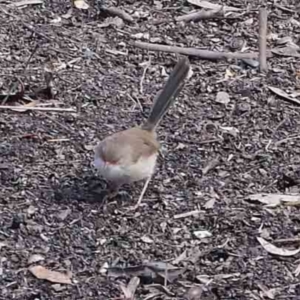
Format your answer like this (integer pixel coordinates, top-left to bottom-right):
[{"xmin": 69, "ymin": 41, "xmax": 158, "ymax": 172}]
[{"xmin": 1, "ymin": 0, "xmax": 300, "ymax": 299}]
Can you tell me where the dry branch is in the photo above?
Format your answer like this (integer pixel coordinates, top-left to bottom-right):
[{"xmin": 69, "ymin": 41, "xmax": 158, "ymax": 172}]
[
  {"xmin": 132, "ymin": 41, "xmax": 272, "ymax": 61},
  {"xmin": 176, "ymin": 8, "xmax": 224, "ymax": 22},
  {"xmin": 258, "ymin": 8, "xmax": 268, "ymax": 72},
  {"xmin": 0, "ymin": 106, "xmax": 76, "ymax": 112},
  {"xmin": 102, "ymin": 6, "xmax": 134, "ymax": 23}
]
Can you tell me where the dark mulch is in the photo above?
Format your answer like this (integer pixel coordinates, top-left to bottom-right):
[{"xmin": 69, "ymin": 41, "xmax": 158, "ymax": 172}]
[{"xmin": 1, "ymin": 0, "xmax": 300, "ymax": 299}]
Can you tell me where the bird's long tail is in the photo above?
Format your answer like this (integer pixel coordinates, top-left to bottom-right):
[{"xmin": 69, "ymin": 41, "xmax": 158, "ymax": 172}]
[{"xmin": 141, "ymin": 57, "xmax": 190, "ymax": 132}]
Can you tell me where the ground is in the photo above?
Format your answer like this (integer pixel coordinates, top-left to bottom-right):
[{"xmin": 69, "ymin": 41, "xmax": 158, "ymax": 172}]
[{"xmin": 1, "ymin": 0, "xmax": 300, "ymax": 299}]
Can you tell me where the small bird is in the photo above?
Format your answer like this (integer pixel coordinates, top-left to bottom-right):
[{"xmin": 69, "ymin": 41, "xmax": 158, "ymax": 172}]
[{"xmin": 93, "ymin": 57, "xmax": 190, "ymax": 208}]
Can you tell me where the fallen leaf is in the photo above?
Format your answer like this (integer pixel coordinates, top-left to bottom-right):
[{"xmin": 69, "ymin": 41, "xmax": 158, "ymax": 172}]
[
  {"xmin": 193, "ymin": 230, "xmax": 212, "ymax": 239},
  {"xmin": 141, "ymin": 236, "xmax": 153, "ymax": 244},
  {"xmin": 294, "ymin": 262, "xmax": 300, "ymax": 277},
  {"xmin": 196, "ymin": 272, "xmax": 240, "ymax": 284},
  {"xmin": 268, "ymin": 86, "xmax": 300, "ymax": 106},
  {"xmin": 272, "ymin": 47, "xmax": 300, "ymax": 58},
  {"xmin": 99, "ymin": 17, "xmax": 124, "ymax": 28},
  {"xmin": 215, "ymin": 91, "xmax": 230, "ymax": 104},
  {"xmin": 84, "ymin": 144, "xmax": 95, "ymax": 151},
  {"xmin": 172, "ymin": 250, "xmax": 187, "ymax": 265},
  {"xmin": 246, "ymin": 193, "xmax": 300, "ymax": 207},
  {"xmin": 74, "ymin": 0, "xmax": 89, "ymax": 9},
  {"xmin": 61, "ymin": 8, "xmax": 73, "ymax": 19},
  {"xmin": 219, "ymin": 126, "xmax": 239, "ymax": 137},
  {"xmin": 257, "ymin": 237, "xmax": 300, "ymax": 257},
  {"xmin": 204, "ymin": 198, "xmax": 215, "ymax": 209},
  {"xmin": 29, "ymin": 265, "xmax": 72, "ymax": 284},
  {"xmin": 186, "ymin": 286, "xmax": 203, "ymax": 300},
  {"xmin": 57, "ymin": 208, "xmax": 71, "ymax": 221},
  {"xmin": 28, "ymin": 254, "xmax": 45, "ymax": 265},
  {"xmin": 257, "ymin": 283, "xmax": 277, "ymax": 299},
  {"xmin": 120, "ymin": 276, "xmax": 140, "ymax": 299},
  {"xmin": 187, "ymin": 0, "xmax": 242, "ymax": 11},
  {"xmin": 52, "ymin": 284, "xmax": 66, "ymax": 292},
  {"xmin": 100, "ymin": 262, "xmax": 109, "ymax": 274},
  {"xmin": 0, "ymin": 242, "xmax": 7, "ymax": 249}
]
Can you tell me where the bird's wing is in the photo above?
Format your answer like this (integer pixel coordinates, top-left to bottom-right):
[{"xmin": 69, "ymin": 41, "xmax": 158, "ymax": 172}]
[{"xmin": 96, "ymin": 127, "xmax": 159, "ymax": 165}]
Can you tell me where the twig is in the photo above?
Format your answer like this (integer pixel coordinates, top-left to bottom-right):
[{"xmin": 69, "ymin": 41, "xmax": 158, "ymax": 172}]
[
  {"xmin": 273, "ymin": 237, "xmax": 300, "ymax": 244},
  {"xmin": 176, "ymin": 8, "xmax": 224, "ymax": 22},
  {"xmin": 0, "ymin": 106, "xmax": 76, "ymax": 112},
  {"xmin": 174, "ymin": 210, "xmax": 203, "ymax": 219},
  {"xmin": 258, "ymin": 8, "xmax": 268, "ymax": 72},
  {"xmin": 139, "ymin": 59, "xmax": 151, "ymax": 95},
  {"xmin": 102, "ymin": 6, "xmax": 134, "ymax": 23},
  {"xmin": 202, "ymin": 156, "xmax": 220, "ymax": 175},
  {"xmin": 132, "ymin": 41, "xmax": 272, "ymax": 61}
]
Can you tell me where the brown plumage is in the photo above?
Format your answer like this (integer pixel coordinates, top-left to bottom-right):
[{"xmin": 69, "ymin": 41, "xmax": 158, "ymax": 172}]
[{"xmin": 93, "ymin": 57, "xmax": 190, "ymax": 208}]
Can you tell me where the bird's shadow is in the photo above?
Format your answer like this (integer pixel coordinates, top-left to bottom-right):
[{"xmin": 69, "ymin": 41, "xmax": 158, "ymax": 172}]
[{"xmin": 49, "ymin": 167, "xmax": 132, "ymax": 207}]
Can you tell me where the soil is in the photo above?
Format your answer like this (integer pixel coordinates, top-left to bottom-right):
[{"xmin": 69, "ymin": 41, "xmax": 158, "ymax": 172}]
[{"xmin": 1, "ymin": 0, "xmax": 300, "ymax": 299}]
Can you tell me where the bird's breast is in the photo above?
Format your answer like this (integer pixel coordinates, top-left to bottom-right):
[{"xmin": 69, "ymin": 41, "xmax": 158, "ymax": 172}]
[{"xmin": 93, "ymin": 153, "xmax": 157, "ymax": 184}]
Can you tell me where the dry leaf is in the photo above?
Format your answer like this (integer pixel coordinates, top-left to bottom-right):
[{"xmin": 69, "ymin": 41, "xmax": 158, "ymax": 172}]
[
  {"xmin": 186, "ymin": 286, "xmax": 203, "ymax": 300},
  {"xmin": 257, "ymin": 237, "xmax": 300, "ymax": 257},
  {"xmin": 141, "ymin": 236, "xmax": 154, "ymax": 244},
  {"xmin": 0, "ymin": 242, "xmax": 7, "ymax": 249},
  {"xmin": 215, "ymin": 91, "xmax": 230, "ymax": 105},
  {"xmin": 257, "ymin": 283, "xmax": 277, "ymax": 299},
  {"xmin": 268, "ymin": 86, "xmax": 300, "ymax": 106},
  {"xmin": 294, "ymin": 263, "xmax": 300, "ymax": 276},
  {"xmin": 219, "ymin": 126, "xmax": 239, "ymax": 137},
  {"xmin": 28, "ymin": 254, "xmax": 45, "ymax": 265},
  {"xmin": 193, "ymin": 230, "xmax": 212, "ymax": 239},
  {"xmin": 246, "ymin": 193, "xmax": 300, "ymax": 207},
  {"xmin": 29, "ymin": 265, "xmax": 72, "ymax": 284},
  {"xmin": 74, "ymin": 0, "xmax": 89, "ymax": 9},
  {"xmin": 204, "ymin": 198, "xmax": 215, "ymax": 209},
  {"xmin": 187, "ymin": 0, "xmax": 242, "ymax": 11},
  {"xmin": 120, "ymin": 276, "xmax": 140, "ymax": 299},
  {"xmin": 272, "ymin": 47, "xmax": 300, "ymax": 58}
]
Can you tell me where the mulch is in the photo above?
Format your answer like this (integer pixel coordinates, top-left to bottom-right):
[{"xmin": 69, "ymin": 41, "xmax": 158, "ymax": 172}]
[{"xmin": 1, "ymin": 0, "xmax": 300, "ymax": 299}]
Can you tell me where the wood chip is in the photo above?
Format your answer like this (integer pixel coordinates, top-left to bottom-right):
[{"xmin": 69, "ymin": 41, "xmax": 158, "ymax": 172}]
[
  {"xmin": 29, "ymin": 265, "xmax": 72, "ymax": 284},
  {"xmin": 74, "ymin": 0, "xmax": 89, "ymax": 9},
  {"xmin": 187, "ymin": 0, "xmax": 242, "ymax": 11},
  {"xmin": 120, "ymin": 276, "xmax": 140, "ymax": 299},
  {"xmin": 141, "ymin": 236, "xmax": 153, "ymax": 244},
  {"xmin": 193, "ymin": 230, "xmax": 212, "ymax": 239},
  {"xmin": 28, "ymin": 254, "xmax": 45, "ymax": 265},
  {"xmin": 246, "ymin": 193, "xmax": 300, "ymax": 207},
  {"xmin": 174, "ymin": 210, "xmax": 203, "ymax": 219},
  {"xmin": 9, "ymin": 0, "xmax": 43, "ymax": 7},
  {"xmin": 215, "ymin": 91, "xmax": 230, "ymax": 104}
]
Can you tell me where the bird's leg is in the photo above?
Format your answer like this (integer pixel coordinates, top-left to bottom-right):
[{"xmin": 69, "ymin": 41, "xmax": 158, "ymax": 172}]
[{"xmin": 128, "ymin": 176, "xmax": 152, "ymax": 210}]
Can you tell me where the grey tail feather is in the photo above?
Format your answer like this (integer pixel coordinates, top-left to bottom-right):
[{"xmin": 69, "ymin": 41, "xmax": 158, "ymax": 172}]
[{"xmin": 141, "ymin": 57, "xmax": 190, "ymax": 132}]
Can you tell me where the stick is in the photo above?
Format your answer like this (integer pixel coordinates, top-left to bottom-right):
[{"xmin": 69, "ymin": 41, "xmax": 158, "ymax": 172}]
[
  {"xmin": 102, "ymin": 6, "xmax": 134, "ymax": 23},
  {"xmin": 0, "ymin": 106, "xmax": 76, "ymax": 112},
  {"xmin": 258, "ymin": 8, "xmax": 268, "ymax": 72},
  {"xmin": 132, "ymin": 41, "xmax": 272, "ymax": 61},
  {"xmin": 176, "ymin": 8, "xmax": 224, "ymax": 22}
]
